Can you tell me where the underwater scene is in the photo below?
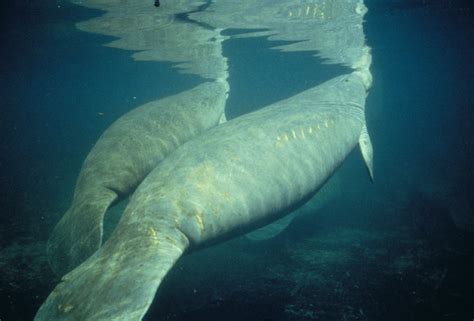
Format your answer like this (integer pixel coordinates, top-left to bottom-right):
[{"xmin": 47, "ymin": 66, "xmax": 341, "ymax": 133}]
[{"xmin": 0, "ymin": 0, "xmax": 473, "ymax": 320}]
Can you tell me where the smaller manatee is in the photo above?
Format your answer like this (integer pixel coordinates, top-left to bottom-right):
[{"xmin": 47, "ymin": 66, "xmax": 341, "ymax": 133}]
[{"xmin": 47, "ymin": 80, "xmax": 228, "ymax": 276}]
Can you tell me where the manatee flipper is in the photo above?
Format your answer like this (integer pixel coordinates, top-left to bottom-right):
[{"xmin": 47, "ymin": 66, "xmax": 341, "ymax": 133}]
[
  {"xmin": 36, "ymin": 225, "xmax": 188, "ymax": 321},
  {"xmin": 245, "ymin": 212, "xmax": 297, "ymax": 241},
  {"xmin": 47, "ymin": 187, "xmax": 118, "ymax": 276},
  {"xmin": 359, "ymin": 124, "xmax": 374, "ymax": 182},
  {"xmin": 219, "ymin": 111, "xmax": 227, "ymax": 124}
]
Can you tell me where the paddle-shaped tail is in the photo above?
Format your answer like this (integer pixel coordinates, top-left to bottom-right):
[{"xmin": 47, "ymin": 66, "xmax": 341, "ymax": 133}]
[
  {"xmin": 37, "ymin": 224, "xmax": 189, "ymax": 320},
  {"xmin": 47, "ymin": 187, "xmax": 118, "ymax": 276}
]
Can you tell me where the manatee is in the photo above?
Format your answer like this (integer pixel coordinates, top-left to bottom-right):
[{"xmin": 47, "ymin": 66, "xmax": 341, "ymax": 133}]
[
  {"xmin": 245, "ymin": 173, "xmax": 341, "ymax": 241},
  {"xmin": 47, "ymin": 80, "xmax": 228, "ymax": 276},
  {"xmin": 35, "ymin": 71, "xmax": 373, "ymax": 320}
]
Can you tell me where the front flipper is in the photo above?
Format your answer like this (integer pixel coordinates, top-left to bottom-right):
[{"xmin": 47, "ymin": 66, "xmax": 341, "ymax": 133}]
[
  {"xmin": 37, "ymin": 226, "xmax": 188, "ymax": 321},
  {"xmin": 47, "ymin": 187, "xmax": 118, "ymax": 277},
  {"xmin": 245, "ymin": 212, "xmax": 297, "ymax": 241},
  {"xmin": 359, "ymin": 124, "xmax": 374, "ymax": 182}
]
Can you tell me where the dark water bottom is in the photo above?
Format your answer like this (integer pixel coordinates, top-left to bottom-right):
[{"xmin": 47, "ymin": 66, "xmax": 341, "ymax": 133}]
[
  {"xmin": 1, "ymin": 223, "xmax": 473, "ymax": 321},
  {"xmin": 1, "ymin": 194, "xmax": 474, "ymax": 321},
  {"xmin": 147, "ymin": 225, "xmax": 474, "ymax": 321}
]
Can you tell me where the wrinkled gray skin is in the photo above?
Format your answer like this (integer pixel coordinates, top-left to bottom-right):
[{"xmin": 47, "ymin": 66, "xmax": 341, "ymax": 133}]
[
  {"xmin": 36, "ymin": 72, "xmax": 369, "ymax": 321},
  {"xmin": 47, "ymin": 81, "xmax": 227, "ymax": 277}
]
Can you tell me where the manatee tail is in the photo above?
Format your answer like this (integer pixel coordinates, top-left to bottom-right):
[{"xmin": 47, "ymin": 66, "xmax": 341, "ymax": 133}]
[
  {"xmin": 36, "ymin": 225, "xmax": 189, "ymax": 321},
  {"xmin": 47, "ymin": 187, "xmax": 118, "ymax": 277}
]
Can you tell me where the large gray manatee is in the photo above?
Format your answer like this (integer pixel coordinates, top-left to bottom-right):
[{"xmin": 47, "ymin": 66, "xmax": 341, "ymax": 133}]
[
  {"xmin": 48, "ymin": 80, "xmax": 228, "ymax": 276},
  {"xmin": 36, "ymin": 71, "xmax": 373, "ymax": 320}
]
